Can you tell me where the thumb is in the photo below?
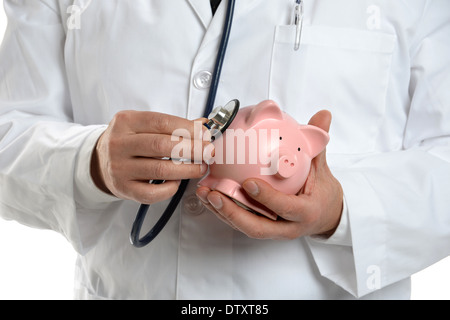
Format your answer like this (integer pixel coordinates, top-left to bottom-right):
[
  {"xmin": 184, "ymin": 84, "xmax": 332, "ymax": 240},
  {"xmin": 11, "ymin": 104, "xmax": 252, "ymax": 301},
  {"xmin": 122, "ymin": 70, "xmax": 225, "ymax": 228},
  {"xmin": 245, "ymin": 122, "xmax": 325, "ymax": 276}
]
[
  {"xmin": 307, "ymin": 110, "xmax": 331, "ymax": 167},
  {"xmin": 308, "ymin": 110, "xmax": 332, "ymax": 133}
]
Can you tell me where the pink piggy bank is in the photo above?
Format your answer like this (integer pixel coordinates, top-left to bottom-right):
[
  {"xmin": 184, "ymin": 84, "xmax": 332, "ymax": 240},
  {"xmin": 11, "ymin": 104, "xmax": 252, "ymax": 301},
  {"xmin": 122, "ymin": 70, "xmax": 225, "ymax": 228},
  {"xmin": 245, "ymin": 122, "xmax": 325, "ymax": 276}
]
[{"xmin": 199, "ymin": 100, "xmax": 329, "ymax": 220}]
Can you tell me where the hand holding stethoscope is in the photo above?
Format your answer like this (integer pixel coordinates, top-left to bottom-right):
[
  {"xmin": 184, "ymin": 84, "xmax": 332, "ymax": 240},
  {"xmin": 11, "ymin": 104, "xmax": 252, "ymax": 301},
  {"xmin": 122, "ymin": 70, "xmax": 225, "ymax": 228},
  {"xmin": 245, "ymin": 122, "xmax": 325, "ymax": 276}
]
[
  {"xmin": 91, "ymin": 111, "xmax": 211, "ymax": 206},
  {"xmin": 88, "ymin": 0, "xmax": 237, "ymax": 248}
]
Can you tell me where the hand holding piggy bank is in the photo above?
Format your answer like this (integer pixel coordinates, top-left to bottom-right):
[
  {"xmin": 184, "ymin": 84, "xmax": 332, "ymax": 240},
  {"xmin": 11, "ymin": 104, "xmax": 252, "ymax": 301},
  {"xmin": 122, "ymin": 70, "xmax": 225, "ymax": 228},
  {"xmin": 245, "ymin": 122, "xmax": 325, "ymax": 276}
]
[{"xmin": 199, "ymin": 100, "xmax": 329, "ymax": 220}]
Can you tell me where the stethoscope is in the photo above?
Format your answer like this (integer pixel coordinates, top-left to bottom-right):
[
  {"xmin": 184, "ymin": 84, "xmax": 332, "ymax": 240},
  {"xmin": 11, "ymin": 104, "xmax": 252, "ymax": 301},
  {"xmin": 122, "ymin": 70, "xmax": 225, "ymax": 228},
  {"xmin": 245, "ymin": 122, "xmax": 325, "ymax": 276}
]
[{"xmin": 130, "ymin": 0, "xmax": 238, "ymax": 248}]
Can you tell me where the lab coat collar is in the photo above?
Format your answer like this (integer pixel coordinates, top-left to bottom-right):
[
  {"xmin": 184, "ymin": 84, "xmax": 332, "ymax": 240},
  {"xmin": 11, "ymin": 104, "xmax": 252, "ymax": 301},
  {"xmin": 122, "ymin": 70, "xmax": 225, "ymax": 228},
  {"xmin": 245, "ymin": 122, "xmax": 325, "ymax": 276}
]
[
  {"xmin": 186, "ymin": 0, "xmax": 214, "ymax": 29},
  {"xmin": 187, "ymin": 0, "xmax": 260, "ymax": 55},
  {"xmin": 186, "ymin": 0, "xmax": 261, "ymax": 29}
]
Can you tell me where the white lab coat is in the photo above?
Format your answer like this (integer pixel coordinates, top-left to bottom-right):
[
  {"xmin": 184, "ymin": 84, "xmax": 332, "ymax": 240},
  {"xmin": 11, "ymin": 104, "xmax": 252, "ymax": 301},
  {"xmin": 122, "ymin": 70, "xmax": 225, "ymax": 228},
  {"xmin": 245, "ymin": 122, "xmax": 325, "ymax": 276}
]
[{"xmin": 0, "ymin": 0, "xmax": 449, "ymax": 300}]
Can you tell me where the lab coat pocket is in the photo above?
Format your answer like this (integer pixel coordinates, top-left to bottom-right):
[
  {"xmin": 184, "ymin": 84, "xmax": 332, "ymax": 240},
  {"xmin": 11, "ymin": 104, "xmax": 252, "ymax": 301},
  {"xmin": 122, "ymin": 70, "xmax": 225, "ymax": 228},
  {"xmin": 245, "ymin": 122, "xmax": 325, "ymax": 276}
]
[{"xmin": 269, "ymin": 25, "xmax": 396, "ymax": 154}]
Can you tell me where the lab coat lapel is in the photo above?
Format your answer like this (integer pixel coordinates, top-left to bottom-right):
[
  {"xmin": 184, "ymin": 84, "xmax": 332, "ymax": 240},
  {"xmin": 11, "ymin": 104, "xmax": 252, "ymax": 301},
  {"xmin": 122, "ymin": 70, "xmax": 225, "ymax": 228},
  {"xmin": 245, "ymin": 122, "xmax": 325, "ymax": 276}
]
[
  {"xmin": 186, "ymin": 0, "xmax": 261, "ymax": 30},
  {"xmin": 193, "ymin": 0, "xmax": 259, "ymax": 55},
  {"xmin": 186, "ymin": 0, "xmax": 213, "ymax": 29}
]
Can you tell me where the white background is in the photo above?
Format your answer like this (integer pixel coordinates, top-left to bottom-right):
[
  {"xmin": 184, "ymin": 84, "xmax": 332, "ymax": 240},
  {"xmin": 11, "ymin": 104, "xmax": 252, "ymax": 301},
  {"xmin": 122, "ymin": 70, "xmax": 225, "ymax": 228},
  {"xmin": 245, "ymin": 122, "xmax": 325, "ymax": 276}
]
[{"xmin": 0, "ymin": 3, "xmax": 449, "ymax": 300}]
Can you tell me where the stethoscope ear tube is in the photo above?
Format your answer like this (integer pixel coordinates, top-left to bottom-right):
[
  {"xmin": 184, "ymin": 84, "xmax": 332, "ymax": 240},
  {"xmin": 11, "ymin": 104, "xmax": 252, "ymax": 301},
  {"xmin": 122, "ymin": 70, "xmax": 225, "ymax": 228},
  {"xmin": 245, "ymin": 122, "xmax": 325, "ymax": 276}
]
[{"xmin": 130, "ymin": 0, "xmax": 237, "ymax": 248}]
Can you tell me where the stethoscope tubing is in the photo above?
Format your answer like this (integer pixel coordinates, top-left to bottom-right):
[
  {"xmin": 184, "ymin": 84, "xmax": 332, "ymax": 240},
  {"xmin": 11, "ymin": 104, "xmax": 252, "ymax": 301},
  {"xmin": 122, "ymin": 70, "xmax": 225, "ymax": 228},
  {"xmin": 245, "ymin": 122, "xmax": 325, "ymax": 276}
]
[{"xmin": 204, "ymin": 0, "xmax": 236, "ymax": 116}]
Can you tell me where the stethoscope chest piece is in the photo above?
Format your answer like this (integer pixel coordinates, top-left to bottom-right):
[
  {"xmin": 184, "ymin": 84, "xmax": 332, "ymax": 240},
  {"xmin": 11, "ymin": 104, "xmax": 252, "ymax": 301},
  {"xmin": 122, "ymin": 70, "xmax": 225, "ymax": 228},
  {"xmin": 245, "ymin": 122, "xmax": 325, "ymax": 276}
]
[{"xmin": 205, "ymin": 99, "xmax": 240, "ymax": 138}]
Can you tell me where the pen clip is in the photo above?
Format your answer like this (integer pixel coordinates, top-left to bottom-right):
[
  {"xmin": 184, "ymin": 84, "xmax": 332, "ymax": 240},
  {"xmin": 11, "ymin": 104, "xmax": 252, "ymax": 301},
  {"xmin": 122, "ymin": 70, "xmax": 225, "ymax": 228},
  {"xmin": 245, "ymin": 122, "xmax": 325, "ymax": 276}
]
[{"xmin": 293, "ymin": 0, "xmax": 303, "ymax": 51}]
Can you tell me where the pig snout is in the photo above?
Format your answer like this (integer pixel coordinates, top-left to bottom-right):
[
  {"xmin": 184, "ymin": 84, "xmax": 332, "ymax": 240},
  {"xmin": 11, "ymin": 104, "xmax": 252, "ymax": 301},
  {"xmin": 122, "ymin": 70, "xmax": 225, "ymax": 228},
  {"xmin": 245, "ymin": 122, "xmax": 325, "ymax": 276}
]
[{"xmin": 276, "ymin": 153, "xmax": 298, "ymax": 179}]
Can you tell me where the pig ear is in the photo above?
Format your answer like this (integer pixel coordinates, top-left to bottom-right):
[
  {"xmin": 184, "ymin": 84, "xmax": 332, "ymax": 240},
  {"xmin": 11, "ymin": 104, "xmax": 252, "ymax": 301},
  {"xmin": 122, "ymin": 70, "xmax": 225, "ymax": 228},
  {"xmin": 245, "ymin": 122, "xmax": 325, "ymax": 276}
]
[
  {"xmin": 246, "ymin": 100, "xmax": 284, "ymax": 126},
  {"xmin": 299, "ymin": 125, "xmax": 330, "ymax": 158}
]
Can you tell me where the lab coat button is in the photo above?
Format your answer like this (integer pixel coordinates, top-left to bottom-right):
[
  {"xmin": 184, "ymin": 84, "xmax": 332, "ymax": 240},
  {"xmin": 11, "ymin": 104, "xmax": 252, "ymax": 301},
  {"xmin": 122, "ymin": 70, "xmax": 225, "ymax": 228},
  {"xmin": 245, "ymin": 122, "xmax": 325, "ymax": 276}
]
[
  {"xmin": 183, "ymin": 194, "xmax": 205, "ymax": 216},
  {"xmin": 193, "ymin": 71, "xmax": 212, "ymax": 89}
]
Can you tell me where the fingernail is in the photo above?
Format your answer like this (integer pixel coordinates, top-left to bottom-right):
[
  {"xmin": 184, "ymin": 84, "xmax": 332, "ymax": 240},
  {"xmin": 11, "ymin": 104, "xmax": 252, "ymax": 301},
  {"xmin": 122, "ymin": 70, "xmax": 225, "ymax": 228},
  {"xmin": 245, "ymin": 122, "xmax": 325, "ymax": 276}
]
[
  {"xmin": 200, "ymin": 163, "xmax": 208, "ymax": 175},
  {"xmin": 243, "ymin": 180, "xmax": 259, "ymax": 196},
  {"xmin": 207, "ymin": 194, "xmax": 223, "ymax": 210},
  {"xmin": 196, "ymin": 189, "xmax": 208, "ymax": 203}
]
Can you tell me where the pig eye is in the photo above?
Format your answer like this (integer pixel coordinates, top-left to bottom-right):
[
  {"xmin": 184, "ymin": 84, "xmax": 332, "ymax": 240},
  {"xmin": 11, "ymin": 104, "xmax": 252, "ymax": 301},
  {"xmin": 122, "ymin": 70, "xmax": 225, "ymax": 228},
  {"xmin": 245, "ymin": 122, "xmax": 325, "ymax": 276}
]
[
  {"xmin": 298, "ymin": 148, "xmax": 301, "ymax": 152},
  {"xmin": 279, "ymin": 137, "xmax": 283, "ymax": 140}
]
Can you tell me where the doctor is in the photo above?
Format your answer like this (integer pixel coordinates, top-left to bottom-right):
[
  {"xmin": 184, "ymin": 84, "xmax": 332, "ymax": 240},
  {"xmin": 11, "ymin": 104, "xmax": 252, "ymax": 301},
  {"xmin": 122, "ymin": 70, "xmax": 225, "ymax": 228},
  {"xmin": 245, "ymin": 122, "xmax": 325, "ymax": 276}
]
[{"xmin": 0, "ymin": 0, "xmax": 449, "ymax": 300}]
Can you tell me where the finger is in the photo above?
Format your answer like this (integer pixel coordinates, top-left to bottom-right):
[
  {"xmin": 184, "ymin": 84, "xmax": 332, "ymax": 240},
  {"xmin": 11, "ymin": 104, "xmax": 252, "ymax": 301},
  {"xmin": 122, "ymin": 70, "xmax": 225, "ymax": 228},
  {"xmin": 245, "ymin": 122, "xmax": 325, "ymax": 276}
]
[
  {"xmin": 195, "ymin": 187, "xmax": 236, "ymax": 228},
  {"xmin": 310, "ymin": 144, "xmax": 328, "ymax": 170},
  {"xmin": 195, "ymin": 186, "xmax": 211, "ymax": 204},
  {"xmin": 192, "ymin": 118, "xmax": 208, "ymax": 124},
  {"xmin": 122, "ymin": 133, "xmax": 213, "ymax": 160},
  {"xmin": 128, "ymin": 111, "xmax": 209, "ymax": 137},
  {"xmin": 206, "ymin": 191, "xmax": 301, "ymax": 240},
  {"xmin": 241, "ymin": 179, "xmax": 309, "ymax": 222},
  {"xmin": 126, "ymin": 158, "xmax": 208, "ymax": 181},
  {"xmin": 308, "ymin": 110, "xmax": 332, "ymax": 133},
  {"xmin": 206, "ymin": 191, "xmax": 269, "ymax": 236},
  {"xmin": 124, "ymin": 180, "xmax": 181, "ymax": 204}
]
